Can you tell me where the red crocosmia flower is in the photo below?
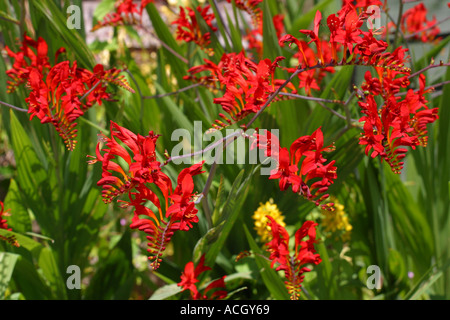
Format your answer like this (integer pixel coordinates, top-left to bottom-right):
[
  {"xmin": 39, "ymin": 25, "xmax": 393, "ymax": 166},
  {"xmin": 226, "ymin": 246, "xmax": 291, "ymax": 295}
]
[
  {"xmin": 91, "ymin": 0, "xmax": 153, "ymax": 31},
  {"xmin": 6, "ymin": 35, "xmax": 134, "ymax": 151},
  {"xmin": 89, "ymin": 121, "xmax": 169, "ymax": 203},
  {"xmin": 5, "ymin": 34, "xmax": 51, "ymax": 93},
  {"xmin": 212, "ymin": 54, "xmax": 287, "ymax": 125},
  {"xmin": 128, "ymin": 162, "xmax": 204, "ymax": 270},
  {"xmin": 251, "ymin": 129, "xmax": 280, "ymax": 159},
  {"xmin": 298, "ymin": 69, "xmax": 320, "ymax": 96},
  {"xmin": 354, "ymin": 0, "xmax": 382, "ymax": 8},
  {"xmin": 362, "ymin": 67, "xmax": 409, "ymax": 101},
  {"xmin": 400, "ymin": 3, "xmax": 440, "ymax": 43},
  {"xmin": 25, "ymin": 60, "xmax": 131, "ymax": 151},
  {"xmin": 280, "ymin": 20, "xmax": 338, "ymax": 96},
  {"xmin": 279, "ymin": 35, "xmax": 311, "ymax": 68},
  {"xmin": 227, "ymin": 0, "xmax": 262, "ymax": 27},
  {"xmin": 398, "ymin": 78, "xmax": 438, "ymax": 148},
  {"xmin": 273, "ymin": 14, "xmax": 285, "ymax": 39},
  {"xmin": 299, "ymin": 11, "xmax": 325, "ymax": 64},
  {"xmin": 172, "ymin": 5, "xmax": 217, "ymax": 55},
  {"xmin": 182, "ymin": 58, "xmax": 222, "ymax": 89},
  {"xmin": 167, "ymin": 162, "xmax": 206, "ymax": 231},
  {"xmin": 280, "ymin": 38, "xmax": 335, "ymax": 95},
  {"xmin": 327, "ymin": 13, "xmax": 342, "ymax": 62},
  {"xmin": 116, "ymin": 0, "xmax": 138, "ymax": 16},
  {"xmin": 265, "ymin": 216, "xmax": 321, "ymax": 300},
  {"xmin": 354, "ymin": 29, "xmax": 388, "ymax": 60},
  {"xmin": 361, "ymin": 70, "xmax": 382, "ymax": 96},
  {"xmin": 253, "ymin": 127, "xmax": 337, "ymax": 210},
  {"xmin": 334, "ymin": 8, "xmax": 364, "ymax": 57},
  {"xmin": 0, "ymin": 201, "xmax": 12, "ymax": 231},
  {"xmin": 283, "ymin": 8, "xmax": 410, "ymax": 76},
  {"xmin": 358, "ymin": 95, "xmax": 385, "ymax": 158},
  {"xmin": 265, "ymin": 215, "xmax": 291, "ymax": 268},
  {"xmin": 357, "ymin": 75, "xmax": 438, "ymax": 173},
  {"xmin": 178, "ymin": 255, "xmax": 227, "ymax": 300},
  {"xmin": 270, "ymin": 147, "xmax": 301, "ymax": 192},
  {"xmin": 90, "ymin": 122, "xmax": 205, "ymax": 270},
  {"xmin": 0, "ymin": 201, "xmax": 20, "ymax": 248},
  {"xmin": 184, "ymin": 52, "xmax": 295, "ymax": 131}
]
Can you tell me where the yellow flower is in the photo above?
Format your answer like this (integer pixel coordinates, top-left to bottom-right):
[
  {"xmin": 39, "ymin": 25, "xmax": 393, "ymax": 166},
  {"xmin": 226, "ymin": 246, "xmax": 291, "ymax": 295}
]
[
  {"xmin": 321, "ymin": 198, "xmax": 352, "ymax": 242},
  {"xmin": 252, "ymin": 199, "xmax": 285, "ymax": 242}
]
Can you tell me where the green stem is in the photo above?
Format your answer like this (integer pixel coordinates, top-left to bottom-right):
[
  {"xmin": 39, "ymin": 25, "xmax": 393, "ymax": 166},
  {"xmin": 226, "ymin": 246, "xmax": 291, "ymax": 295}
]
[
  {"xmin": 125, "ymin": 69, "xmax": 144, "ymax": 133},
  {"xmin": 393, "ymin": 0, "xmax": 404, "ymax": 49}
]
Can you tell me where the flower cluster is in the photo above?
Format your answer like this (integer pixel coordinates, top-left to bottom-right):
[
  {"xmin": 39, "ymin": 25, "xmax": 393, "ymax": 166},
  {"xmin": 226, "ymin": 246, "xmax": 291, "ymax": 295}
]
[
  {"xmin": 88, "ymin": 121, "xmax": 205, "ymax": 270},
  {"xmin": 0, "ymin": 201, "xmax": 19, "ymax": 247},
  {"xmin": 178, "ymin": 255, "xmax": 227, "ymax": 300},
  {"xmin": 400, "ymin": 3, "xmax": 440, "ymax": 43},
  {"xmin": 279, "ymin": 5, "xmax": 411, "ymax": 96},
  {"xmin": 252, "ymin": 199, "xmax": 285, "ymax": 243},
  {"xmin": 172, "ymin": 5, "xmax": 217, "ymax": 56},
  {"xmin": 321, "ymin": 197, "xmax": 352, "ymax": 242},
  {"xmin": 276, "ymin": 4, "xmax": 439, "ymax": 174},
  {"xmin": 5, "ymin": 35, "xmax": 134, "ymax": 151},
  {"xmin": 265, "ymin": 216, "xmax": 321, "ymax": 300},
  {"xmin": 227, "ymin": 0, "xmax": 263, "ymax": 27},
  {"xmin": 252, "ymin": 127, "xmax": 337, "ymax": 211},
  {"xmin": 91, "ymin": 0, "xmax": 153, "ymax": 31},
  {"xmin": 184, "ymin": 51, "xmax": 296, "ymax": 131},
  {"xmin": 0, "ymin": 201, "xmax": 12, "ymax": 231},
  {"xmin": 359, "ymin": 72, "xmax": 438, "ymax": 173}
]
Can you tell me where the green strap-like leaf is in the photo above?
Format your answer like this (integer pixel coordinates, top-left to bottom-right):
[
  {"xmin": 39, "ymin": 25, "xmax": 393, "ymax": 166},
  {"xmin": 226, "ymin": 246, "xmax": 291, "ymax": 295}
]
[
  {"xmin": 0, "ymin": 252, "xmax": 19, "ymax": 300},
  {"xmin": 31, "ymin": 0, "xmax": 96, "ymax": 68}
]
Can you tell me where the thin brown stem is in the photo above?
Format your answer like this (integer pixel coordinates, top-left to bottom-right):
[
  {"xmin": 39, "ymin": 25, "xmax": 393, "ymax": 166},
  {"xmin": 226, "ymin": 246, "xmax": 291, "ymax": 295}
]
[
  {"xmin": 395, "ymin": 80, "xmax": 450, "ymax": 97},
  {"xmin": 0, "ymin": 100, "xmax": 28, "ymax": 113},
  {"xmin": 137, "ymin": 24, "xmax": 189, "ymax": 64},
  {"xmin": 245, "ymin": 67, "xmax": 304, "ymax": 129},
  {"xmin": 408, "ymin": 62, "xmax": 450, "ymax": 79},
  {"xmin": 143, "ymin": 83, "xmax": 202, "ymax": 99},
  {"xmin": 0, "ymin": 15, "xmax": 19, "ymax": 25},
  {"xmin": 80, "ymin": 80, "xmax": 101, "ymax": 101},
  {"xmin": 278, "ymin": 92, "xmax": 345, "ymax": 104},
  {"xmin": 244, "ymin": 61, "xmax": 358, "ymax": 129},
  {"xmin": 343, "ymin": 92, "xmax": 356, "ymax": 127},
  {"xmin": 162, "ymin": 130, "xmax": 242, "ymax": 167},
  {"xmin": 316, "ymin": 101, "xmax": 348, "ymax": 121}
]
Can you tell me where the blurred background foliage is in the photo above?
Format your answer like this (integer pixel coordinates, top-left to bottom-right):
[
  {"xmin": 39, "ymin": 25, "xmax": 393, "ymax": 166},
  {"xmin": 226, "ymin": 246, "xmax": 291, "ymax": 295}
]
[{"xmin": 0, "ymin": 0, "xmax": 448, "ymax": 300}]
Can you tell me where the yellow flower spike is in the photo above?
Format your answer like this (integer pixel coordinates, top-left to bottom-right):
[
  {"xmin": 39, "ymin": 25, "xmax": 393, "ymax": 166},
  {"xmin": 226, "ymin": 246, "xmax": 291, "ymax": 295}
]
[
  {"xmin": 321, "ymin": 197, "xmax": 352, "ymax": 242},
  {"xmin": 252, "ymin": 199, "xmax": 285, "ymax": 243}
]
